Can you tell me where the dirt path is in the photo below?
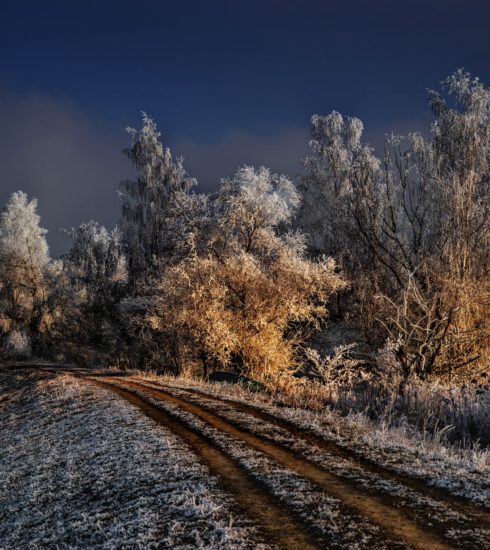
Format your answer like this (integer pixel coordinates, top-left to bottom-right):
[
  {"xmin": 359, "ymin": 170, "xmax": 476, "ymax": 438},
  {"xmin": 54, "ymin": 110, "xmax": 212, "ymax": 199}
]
[
  {"xmin": 88, "ymin": 378, "xmax": 416, "ymax": 550},
  {"xmin": 93, "ymin": 375, "xmax": 483, "ymax": 550},
  {"xmin": 27, "ymin": 366, "xmax": 490, "ymax": 549},
  {"xmin": 133, "ymin": 377, "xmax": 490, "ymax": 521},
  {"xmin": 95, "ymin": 381, "xmax": 318, "ymax": 550}
]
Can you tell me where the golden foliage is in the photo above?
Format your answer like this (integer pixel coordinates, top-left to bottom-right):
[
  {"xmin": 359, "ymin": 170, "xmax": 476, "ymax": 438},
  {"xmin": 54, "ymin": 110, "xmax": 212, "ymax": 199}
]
[
  {"xmin": 133, "ymin": 167, "xmax": 347, "ymax": 378},
  {"xmin": 149, "ymin": 230, "xmax": 345, "ymax": 379}
]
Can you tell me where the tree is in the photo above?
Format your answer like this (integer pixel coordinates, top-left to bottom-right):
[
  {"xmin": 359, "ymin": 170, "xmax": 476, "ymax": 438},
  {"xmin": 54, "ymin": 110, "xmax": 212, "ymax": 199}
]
[
  {"xmin": 65, "ymin": 221, "xmax": 124, "ymax": 294},
  {"xmin": 377, "ymin": 71, "xmax": 490, "ymax": 380},
  {"xmin": 0, "ymin": 191, "xmax": 49, "ymax": 354},
  {"xmin": 45, "ymin": 221, "xmax": 126, "ymax": 362},
  {"xmin": 298, "ymin": 71, "xmax": 490, "ymax": 381},
  {"xmin": 298, "ymin": 111, "xmax": 381, "ymax": 260},
  {"xmin": 119, "ymin": 113, "xmax": 196, "ymax": 285},
  {"xmin": 297, "ymin": 110, "xmax": 384, "ymax": 328},
  {"xmin": 144, "ymin": 166, "xmax": 346, "ymax": 379}
]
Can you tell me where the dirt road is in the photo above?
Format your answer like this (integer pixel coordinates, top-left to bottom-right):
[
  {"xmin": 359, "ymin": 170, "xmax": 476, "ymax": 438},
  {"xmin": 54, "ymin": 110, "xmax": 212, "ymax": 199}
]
[{"xmin": 4, "ymin": 365, "xmax": 490, "ymax": 549}]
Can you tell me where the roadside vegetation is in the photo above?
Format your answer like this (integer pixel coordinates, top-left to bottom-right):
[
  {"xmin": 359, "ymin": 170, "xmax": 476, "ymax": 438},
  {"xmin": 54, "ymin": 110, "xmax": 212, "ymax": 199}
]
[{"xmin": 0, "ymin": 71, "xmax": 489, "ymax": 460}]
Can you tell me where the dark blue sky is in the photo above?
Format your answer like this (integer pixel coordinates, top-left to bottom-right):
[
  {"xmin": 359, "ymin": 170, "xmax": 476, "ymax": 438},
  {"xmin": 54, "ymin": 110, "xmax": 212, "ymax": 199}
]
[{"xmin": 1, "ymin": 0, "xmax": 489, "ymax": 255}]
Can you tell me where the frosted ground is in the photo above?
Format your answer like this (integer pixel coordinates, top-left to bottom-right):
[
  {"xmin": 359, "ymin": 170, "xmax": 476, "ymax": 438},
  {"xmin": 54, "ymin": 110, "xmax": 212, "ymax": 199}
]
[
  {"xmin": 1, "ymin": 366, "xmax": 489, "ymax": 549},
  {"xmin": 0, "ymin": 370, "xmax": 265, "ymax": 549},
  {"xmin": 148, "ymin": 374, "xmax": 490, "ymax": 506}
]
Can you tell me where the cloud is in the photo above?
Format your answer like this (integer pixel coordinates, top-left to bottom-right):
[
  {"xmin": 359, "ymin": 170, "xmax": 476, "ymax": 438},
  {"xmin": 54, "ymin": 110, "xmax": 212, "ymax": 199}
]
[
  {"xmin": 0, "ymin": 90, "xmax": 131, "ymax": 257},
  {"xmin": 0, "ymin": 92, "xmax": 312, "ymax": 256}
]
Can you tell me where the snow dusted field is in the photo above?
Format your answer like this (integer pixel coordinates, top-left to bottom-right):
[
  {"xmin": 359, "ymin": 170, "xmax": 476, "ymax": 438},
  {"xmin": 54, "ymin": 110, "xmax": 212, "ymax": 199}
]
[
  {"xmin": 0, "ymin": 369, "xmax": 264, "ymax": 549},
  {"xmin": 1, "ymin": 366, "xmax": 489, "ymax": 549}
]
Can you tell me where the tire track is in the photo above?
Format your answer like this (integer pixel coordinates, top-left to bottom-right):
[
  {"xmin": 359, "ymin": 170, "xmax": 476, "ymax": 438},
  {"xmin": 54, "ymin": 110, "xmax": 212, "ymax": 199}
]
[
  {"xmin": 99, "ymin": 376, "xmax": 456, "ymax": 550},
  {"xmin": 89, "ymin": 379, "xmax": 320, "ymax": 550},
  {"xmin": 135, "ymin": 377, "xmax": 490, "ymax": 519}
]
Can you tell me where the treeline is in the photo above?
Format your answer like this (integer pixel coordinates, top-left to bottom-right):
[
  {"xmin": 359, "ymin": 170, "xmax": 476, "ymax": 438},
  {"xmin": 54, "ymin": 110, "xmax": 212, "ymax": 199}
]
[{"xmin": 0, "ymin": 71, "xmax": 488, "ymax": 390}]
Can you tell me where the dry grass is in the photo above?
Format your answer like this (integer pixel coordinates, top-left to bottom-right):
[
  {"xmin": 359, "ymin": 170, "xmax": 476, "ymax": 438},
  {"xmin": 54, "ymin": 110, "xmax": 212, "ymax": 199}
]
[{"xmin": 269, "ymin": 376, "xmax": 490, "ymax": 446}]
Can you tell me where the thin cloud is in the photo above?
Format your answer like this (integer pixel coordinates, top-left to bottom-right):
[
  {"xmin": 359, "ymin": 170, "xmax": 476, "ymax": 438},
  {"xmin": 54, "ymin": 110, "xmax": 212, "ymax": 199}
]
[
  {"xmin": 174, "ymin": 128, "xmax": 311, "ymax": 193},
  {"xmin": 0, "ymin": 90, "xmax": 130, "ymax": 257}
]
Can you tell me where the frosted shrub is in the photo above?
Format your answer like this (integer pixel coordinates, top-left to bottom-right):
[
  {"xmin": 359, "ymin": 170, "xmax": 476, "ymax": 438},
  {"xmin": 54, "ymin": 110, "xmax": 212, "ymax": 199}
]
[
  {"xmin": 300, "ymin": 340, "xmax": 490, "ymax": 447},
  {"xmin": 144, "ymin": 166, "xmax": 346, "ymax": 379},
  {"xmin": 304, "ymin": 344, "xmax": 364, "ymax": 385}
]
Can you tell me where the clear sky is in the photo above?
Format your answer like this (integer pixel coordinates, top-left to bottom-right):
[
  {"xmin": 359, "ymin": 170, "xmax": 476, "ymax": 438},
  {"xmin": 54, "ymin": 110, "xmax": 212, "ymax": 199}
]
[{"xmin": 1, "ymin": 0, "xmax": 489, "ymax": 255}]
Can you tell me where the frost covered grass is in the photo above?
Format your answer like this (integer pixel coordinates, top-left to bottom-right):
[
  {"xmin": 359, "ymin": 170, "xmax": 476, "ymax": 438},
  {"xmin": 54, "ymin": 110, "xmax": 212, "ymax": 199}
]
[
  {"xmin": 126, "ymin": 378, "xmax": 490, "ymax": 548},
  {"xmin": 283, "ymin": 377, "xmax": 490, "ymax": 448},
  {"xmin": 0, "ymin": 370, "xmax": 265, "ymax": 549},
  {"xmin": 132, "ymin": 370, "xmax": 490, "ymax": 506}
]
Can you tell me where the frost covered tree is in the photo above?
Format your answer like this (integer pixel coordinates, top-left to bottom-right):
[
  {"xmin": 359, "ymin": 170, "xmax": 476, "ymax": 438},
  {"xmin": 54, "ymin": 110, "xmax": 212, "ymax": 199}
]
[
  {"xmin": 117, "ymin": 114, "xmax": 207, "ymax": 368},
  {"xmin": 143, "ymin": 166, "xmax": 346, "ymax": 379},
  {"xmin": 297, "ymin": 110, "xmax": 384, "ymax": 328},
  {"xmin": 65, "ymin": 221, "xmax": 124, "ymax": 292},
  {"xmin": 298, "ymin": 70, "xmax": 490, "ymax": 380},
  {"xmin": 120, "ymin": 113, "xmax": 196, "ymax": 284},
  {"xmin": 427, "ymin": 70, "xmax": 490, "ymax": 277},
  {"xmin": 380, "ymin": 70, "xmax": 490, "ymax": 379},
  {"xmin": 46, "ymin": 221, "xmax": 126, "ymax": 362},
  {"xmin": 298, "ymin": 111, "xmax": 382, "ymax": 263},
  {"xmin": 364, "ymin": 72, "xmax": 490, "ymax": 380},
  {"xmin": 0, "ymin": 191, "xmax": 49, "ymax": 354}
]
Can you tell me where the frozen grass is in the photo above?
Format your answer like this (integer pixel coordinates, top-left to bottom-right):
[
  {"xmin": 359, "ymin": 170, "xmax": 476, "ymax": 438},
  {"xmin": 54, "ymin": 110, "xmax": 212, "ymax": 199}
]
[
  {"xmin": 132, "ymin": 370, "xmax": 490, "ymax": 507},
  {"xmin": 294, "ymin": 378, "xmax": 490, "ymax": 448},
  {"xmin": 127, "ymin": 379, "xmax": 490, "ymax": 548},
  {"xmin": 0, "ymin": 370, "xmax": 266, "ymax": 549}
]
